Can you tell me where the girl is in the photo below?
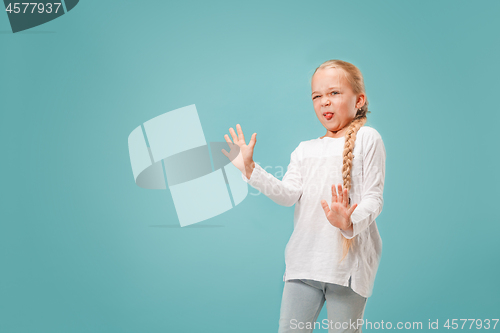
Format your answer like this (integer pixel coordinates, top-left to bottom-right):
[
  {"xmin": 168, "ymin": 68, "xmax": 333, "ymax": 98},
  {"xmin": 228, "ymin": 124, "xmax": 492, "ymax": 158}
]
[{"xmin": 222, "ymin": 60, "xmax": 386, "ymax": 333}]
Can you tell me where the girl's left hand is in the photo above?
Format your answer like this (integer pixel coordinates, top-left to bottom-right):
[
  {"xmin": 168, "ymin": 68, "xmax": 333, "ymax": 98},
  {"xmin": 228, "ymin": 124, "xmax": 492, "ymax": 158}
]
[{"xmin": 321, "ymin": 184, "xmax": 358, "ymax": 231}]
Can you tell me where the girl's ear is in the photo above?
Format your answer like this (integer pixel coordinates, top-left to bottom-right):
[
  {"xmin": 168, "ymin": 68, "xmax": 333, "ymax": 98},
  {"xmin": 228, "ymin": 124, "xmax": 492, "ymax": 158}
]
[{"xmin": 356, "ymin": 93, "xmax": 366, "ymax": 108}]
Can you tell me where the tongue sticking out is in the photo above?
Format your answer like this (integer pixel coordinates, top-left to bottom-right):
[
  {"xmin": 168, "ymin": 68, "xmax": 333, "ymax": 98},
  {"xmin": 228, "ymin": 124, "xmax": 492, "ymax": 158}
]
[{"xmin": 324, "ymin": 113, "xmax": 333, "ymax": 120}]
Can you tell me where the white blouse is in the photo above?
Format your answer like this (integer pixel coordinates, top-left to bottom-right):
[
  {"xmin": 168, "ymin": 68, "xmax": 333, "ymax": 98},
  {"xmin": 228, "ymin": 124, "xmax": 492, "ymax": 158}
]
[{"xmin": 241, "ymin": 126, "xmax": 386, "ymax": 298}]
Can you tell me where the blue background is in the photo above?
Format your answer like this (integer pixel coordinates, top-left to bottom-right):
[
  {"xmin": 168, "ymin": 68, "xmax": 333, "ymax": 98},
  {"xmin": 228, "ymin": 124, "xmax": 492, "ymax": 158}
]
[{"xmin": 1, "ymin": 0, "xmax": 499, "ymax": 332}]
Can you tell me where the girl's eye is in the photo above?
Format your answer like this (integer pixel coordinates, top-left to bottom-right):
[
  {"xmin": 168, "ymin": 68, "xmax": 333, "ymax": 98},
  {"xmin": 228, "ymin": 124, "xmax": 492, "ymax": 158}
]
[{"xmin": 313, "ymin": 92, "xmax": 338, "ymax": 99}]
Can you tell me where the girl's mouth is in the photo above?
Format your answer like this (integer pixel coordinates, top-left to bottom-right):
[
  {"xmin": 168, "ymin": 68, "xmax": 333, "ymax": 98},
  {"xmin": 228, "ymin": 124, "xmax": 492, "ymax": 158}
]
[{"xmin": 323, "ymin": 112, "xmax": 334, "ymax": 120}]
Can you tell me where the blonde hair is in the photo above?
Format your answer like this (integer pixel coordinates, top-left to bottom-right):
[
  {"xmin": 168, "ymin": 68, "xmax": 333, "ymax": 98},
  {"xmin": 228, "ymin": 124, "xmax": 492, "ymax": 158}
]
[{"xmin": 311, "ymin": 60, "xmax": 371, "ymax": 262}]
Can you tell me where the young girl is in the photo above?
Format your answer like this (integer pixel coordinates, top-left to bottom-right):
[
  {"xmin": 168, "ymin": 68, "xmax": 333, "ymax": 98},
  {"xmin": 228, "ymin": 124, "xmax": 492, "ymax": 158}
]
[{"xmin": 222, "ymin": 60, "xmax": 386, "ymax": 333}]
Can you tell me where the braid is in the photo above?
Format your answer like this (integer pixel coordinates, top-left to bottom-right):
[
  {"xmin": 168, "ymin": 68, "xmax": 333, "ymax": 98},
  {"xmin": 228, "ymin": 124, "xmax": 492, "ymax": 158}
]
[{"xmin": 339, "ymin": 113, "xmax": 367, "ymax": 262}]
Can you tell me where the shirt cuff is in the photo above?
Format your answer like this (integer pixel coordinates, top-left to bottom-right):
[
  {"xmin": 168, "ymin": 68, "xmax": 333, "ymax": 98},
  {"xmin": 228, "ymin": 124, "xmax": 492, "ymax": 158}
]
[
  {"xmin": 339, "ymin": 224, "xmax": 355, "ymax": 239},
  {"xmin": 241, "ymin": 163, "xmax": 261, "ymax": 183}
]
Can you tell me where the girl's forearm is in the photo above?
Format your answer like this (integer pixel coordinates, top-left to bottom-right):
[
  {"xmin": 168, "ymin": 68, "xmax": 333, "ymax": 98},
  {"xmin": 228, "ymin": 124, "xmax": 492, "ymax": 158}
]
[{"xmin": 242, "ymin": 162, "xmax": 302, "ymax": 207}]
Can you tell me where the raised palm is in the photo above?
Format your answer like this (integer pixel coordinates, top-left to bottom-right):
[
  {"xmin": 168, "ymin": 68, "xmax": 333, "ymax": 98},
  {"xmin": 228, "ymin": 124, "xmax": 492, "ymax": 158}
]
[
  {"xmin": 321, "ymin": 184, "xmax": 358, "ymax": 231},
  {"xmin": 221, "ymin": 124, "xmax": 257, "ymax": 175}
]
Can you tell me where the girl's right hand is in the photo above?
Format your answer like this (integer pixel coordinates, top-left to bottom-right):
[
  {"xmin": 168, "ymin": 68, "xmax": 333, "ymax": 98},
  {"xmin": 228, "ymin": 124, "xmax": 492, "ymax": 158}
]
[{"xmin": 221, "ymin": 124, "xmax": 257, "ymax": 178}]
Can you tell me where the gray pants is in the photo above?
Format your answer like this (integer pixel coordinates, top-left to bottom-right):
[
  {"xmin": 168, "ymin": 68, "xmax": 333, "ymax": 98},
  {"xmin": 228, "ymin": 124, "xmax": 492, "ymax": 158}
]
[{"xmin": 278, "ymin": 277, "xmax": 367, "ymax": 333}]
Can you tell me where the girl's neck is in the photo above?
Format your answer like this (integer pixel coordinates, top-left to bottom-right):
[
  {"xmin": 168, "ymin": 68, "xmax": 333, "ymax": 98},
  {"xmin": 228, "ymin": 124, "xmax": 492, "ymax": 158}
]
[{"xmin": 320, "ymin": 127, "xmax": 347, "ymax": 139}]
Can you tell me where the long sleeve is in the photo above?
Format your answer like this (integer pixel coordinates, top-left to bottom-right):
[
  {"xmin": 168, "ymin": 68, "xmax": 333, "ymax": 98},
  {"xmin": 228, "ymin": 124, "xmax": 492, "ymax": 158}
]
[
  {"xmin": 340, "ymin": 132, "xmax": 386, "ymax": 239},
  {"xmin": 241, "ymin": 144, "xmax": 303, "ymax": 207}
]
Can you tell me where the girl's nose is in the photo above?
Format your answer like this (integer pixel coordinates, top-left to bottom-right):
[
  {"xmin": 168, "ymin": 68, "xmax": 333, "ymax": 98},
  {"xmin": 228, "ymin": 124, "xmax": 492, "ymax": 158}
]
[{"xmin": 322, "ymin": 98, "xmax": 331, "ymax": 106}]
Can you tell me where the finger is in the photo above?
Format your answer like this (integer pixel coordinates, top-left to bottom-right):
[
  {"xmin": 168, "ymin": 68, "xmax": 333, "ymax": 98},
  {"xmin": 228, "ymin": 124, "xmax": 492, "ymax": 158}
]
[
  {"xmin": 337, "ymin": 184, "xmax": 343, "ymax": 204},
  {"xmin": 224, "ymin": 134, "xmax": 235, "ymax": 150},
  {"xmin": 221, "ymin": 149, "xmax": 228, "ymax": 157},
  {"xmin": 321, "ymin": 200, "xmax": 330, "ymax": 216},
  {"xmin": 236, "ymin": 124, "xmax": 246, "ymax": 143},
  {"xmin": 224, "ymin": 134, "xmax": 232, "ymax": 144},
  {"xmin": 331, "ymin": 184, "xmax": 337, "ymax": 203},
  {"xmin": 343, "ymin": 188, "xmax": 348, "ymax": 207},
  {"xmin": 347, "ymin": 203, "xmax": 358, "ymax": 217},
  {"xmin": 229, "ymin": 127, "xmax": 238, "ymax": 143},
  {"xmin": 249, "ymin": 133, "xmax": 257, "ymax": 149}
]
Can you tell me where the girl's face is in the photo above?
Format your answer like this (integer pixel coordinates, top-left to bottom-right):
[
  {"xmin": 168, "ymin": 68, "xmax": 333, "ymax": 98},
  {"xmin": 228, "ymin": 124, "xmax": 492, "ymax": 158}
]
[{"xmin": 311, "ymin": 67, "xmax": 365, "ymax": 137}]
